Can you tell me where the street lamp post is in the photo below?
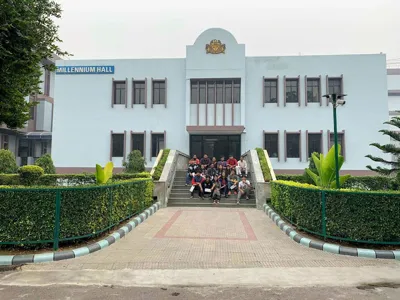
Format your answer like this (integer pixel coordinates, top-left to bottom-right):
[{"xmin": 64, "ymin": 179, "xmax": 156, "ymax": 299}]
[{"xmin": 323, "ymin": 93, "xmax": 347, "ymax": 189}]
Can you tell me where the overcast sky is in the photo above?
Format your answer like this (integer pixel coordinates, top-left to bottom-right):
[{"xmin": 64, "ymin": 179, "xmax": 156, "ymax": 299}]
[{"xmin": 56, "ymin": 0, "xmax": 400, "ymax": 65}]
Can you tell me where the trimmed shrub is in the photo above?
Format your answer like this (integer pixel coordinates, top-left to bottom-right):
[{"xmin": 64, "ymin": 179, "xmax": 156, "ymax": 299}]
[
  {"xmin": 18, "ymin": 165, "xmax": 44, "ymax": 186},
  {"xmin": 0, "ymin": 178, "xmax": 154, "ymax": 248},
  {"xmin": 0, "ymin": 149, "xmax": 17, "ymax": 174},
  {"xmin": 276, "ymin": 174, "xmax": 307, "ymax": 183},
  {"xmin": 152, "ymin": 149, "xmax": 170, "ymax": 181},
  {"xmin": 0, "ymin": 172, "xmax": 151, "ymax": 187},
  {"xmin": 255, "ymin": 148, "xmax": 272, "ymax": 182},
  {"xmin": 124, "ymin": 150, "xmax": 146, "ymax": 173},
  {"xmin": 271, "ymin": 180, "xmax": 400, "ymax": 243},
  {"xmin": 35, "ymin": 154, "xmax": 56, "ymax": 174}
]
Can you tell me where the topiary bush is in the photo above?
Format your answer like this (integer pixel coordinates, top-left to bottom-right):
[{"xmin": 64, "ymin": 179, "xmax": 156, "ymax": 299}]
[
  {"xmin": 271, "ymin": 180, "xmax": 400, "ymax": 243},
  {"xmin": 124, "ymin": 150, "xmax": 146, "ymax": 173},
  {"xmin": 18, "ymin": 165, "xmax": 44, "ymax": 186},
  {"xmin": 35, "ymin": 154, "xmax": 56, "ymax": 174},
  {"xmin": 0, "ymin": 178, "xmax": 154, "ymax": 249},
  {"xmin": 0, "ymin": 149, "xmax": 17, "ymax": 174},
  {"xmin": 152, "ymin": 149, "xmax": 170, "ymax": 180},
  {"xmin": 256, "ymin": 148, "xmax": 272, "ymax": 182}
]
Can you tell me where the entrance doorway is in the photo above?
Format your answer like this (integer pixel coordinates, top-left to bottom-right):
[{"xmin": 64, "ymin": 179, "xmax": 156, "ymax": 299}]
[{"xmin": 190, "ymin": 135, "xmax": 241, "ymax": 160}]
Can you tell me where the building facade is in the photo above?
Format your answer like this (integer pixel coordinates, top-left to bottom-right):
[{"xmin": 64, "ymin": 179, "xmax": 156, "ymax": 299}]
[
  {"xmin": 0, "ymin": 56, "xmax": 57, "ymax": 166},
  {"xmin": 52, "ymin": 28, "xmax": 390, "ymax": 174}
]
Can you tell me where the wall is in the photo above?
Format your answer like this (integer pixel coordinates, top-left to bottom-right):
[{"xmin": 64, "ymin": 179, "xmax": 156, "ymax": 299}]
[
  {"xmin": 388, "ymin": 72, "xmax": 400, "ymax": 112},
  {"xmin": 244, "ymin": 54, "xmax": 389, "ymax": 171},
  {"xmin": 53, "ymin": 59, "xmax": 186, "ymax": 168}
]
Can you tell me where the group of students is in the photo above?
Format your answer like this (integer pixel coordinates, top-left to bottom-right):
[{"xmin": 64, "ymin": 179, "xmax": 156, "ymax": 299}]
[{"xmin": 186, "ymin": 154, "xmax": 251, "ymax": 204}]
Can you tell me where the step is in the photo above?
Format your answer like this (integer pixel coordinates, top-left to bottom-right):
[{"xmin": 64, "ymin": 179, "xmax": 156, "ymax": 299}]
[
  {"xmin": 168, "ymin": 197, "xmax": 256, "ymax": 203},
  {"xmin": 167, "ymin": 202, "xmax": 256, "ymax": 208},
  {"xmin": 169, "ymin": 191, "xmax": 254, "ymax": 197},
  {"xmin": 170, "ymin": 188, "xmax": 255, "ymax": 194}
]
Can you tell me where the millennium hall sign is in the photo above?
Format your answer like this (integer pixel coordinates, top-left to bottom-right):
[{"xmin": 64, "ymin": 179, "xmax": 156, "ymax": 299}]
[{"xmin": 56, "ymin": 66, "xmax": 115, "ymax": 75}]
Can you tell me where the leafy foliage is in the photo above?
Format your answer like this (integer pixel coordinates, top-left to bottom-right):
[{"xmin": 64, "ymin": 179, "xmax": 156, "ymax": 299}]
[
  {"xmin": 35, "ymin": 154, "xmax": 56, "ymax": 174},
  {"xmin": 152, "ymin": 149, "xmax": 170, "ymax": 181},
  {"xmin": 0, "ymin": 172, "xmax": 151, "ymax": 186},
  {"xmin": 256, "ymin": 148, "xmax": 272, "ymax": 182},
  {"xmin": 303, "ymin": 152, "xmax": 318, "ymax": 184},
  {"xmin": 95, "ymin": 162, "xmax": 114, "ymax": 184},
  {"xmin": 366, "ymin": 115, "xmax": 400, "ymax": 176},
  {"xmin": 123, "ymin": 150, "xmax": 146, "ymax": 173},
  {"xmin": 305, "ymin": 145, "xmax": 350, "ymax": 188},
  {"xmin": 0, "ymin": 178, "xmax": 154, "ymax": 248},
  {"xmin": 271, "ymin": 180, "xmax": 400, "ymax": 243},
  {"xmin": 0, "ymin": 149, "xmax": 17, "ymax": 174},
  {"xmin": 0, "ymin": 0, "xmax": 70, "ymax": 128},
  {"xmin": 18, "ymin": 165, "xmax": 44, "ymax": 186}
]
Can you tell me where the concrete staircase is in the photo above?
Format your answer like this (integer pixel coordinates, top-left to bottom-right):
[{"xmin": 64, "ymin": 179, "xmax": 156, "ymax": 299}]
[{"xmin": 168, "ymin": 170, "xmax": 257, "ymax": 208}]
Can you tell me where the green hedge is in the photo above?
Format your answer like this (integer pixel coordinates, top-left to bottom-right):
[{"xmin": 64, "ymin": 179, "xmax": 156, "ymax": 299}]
[
  {"xmin": 255, "ymin": 148, "xmax": 272, "ymax": 182},
  {"xmin": 152, "ymin": 149, "xmax": 170, "ymax": 181},
  {"xmin": 276, "ymin": 174, "xmax": 393, "ymax": 191},
  {"xmin": 271, "ymin": 180, "xmax": 400, "ymax": 244},
  {"xmin": 0, "ymin": 172, "xmax": 151, "ymax": 187},
  {"xmin": 0, "ymin": 178, "xmax": 154, "ymax": 249}
]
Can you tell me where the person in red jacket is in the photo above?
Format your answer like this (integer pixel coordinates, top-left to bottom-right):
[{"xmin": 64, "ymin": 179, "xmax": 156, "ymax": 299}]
[{"xmin": 226, "ymin": 154, "xmax": 238, "ymax": 172}]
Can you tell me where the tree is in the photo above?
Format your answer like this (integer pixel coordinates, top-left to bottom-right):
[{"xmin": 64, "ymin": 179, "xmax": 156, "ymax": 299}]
[
  {"xmin": 35, "ymin": 153, "xmax": 56, "ymax": 174},
  {"xmin": 0, "ymin": 149, "xmax": 18, "ymax": 174},
  {"xmin": 366, "ymin": 115, "xmax": 400, "ymax": 176},
  {"xmin": 123, "ymin": 150, "xmax": 146, "ymax": 173},
  {"xmin": 0, "ymin": 0, "xmax": 69, "ymax": 129}
]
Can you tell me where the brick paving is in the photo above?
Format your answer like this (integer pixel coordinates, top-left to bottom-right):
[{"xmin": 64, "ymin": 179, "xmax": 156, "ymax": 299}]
[{"xmin": 23, "ymin": 207, "xmax": 399, "ymax": 271}]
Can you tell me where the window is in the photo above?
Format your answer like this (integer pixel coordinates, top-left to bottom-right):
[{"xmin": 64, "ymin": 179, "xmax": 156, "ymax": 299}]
[
  {"xmin": 264, "ymin": 79, "xmax": 278, "ymax": 103},
  {"xmin": 112, "ymin": 134, "xmax": 124, "ymax": 157},
  {"xmin": 328, "ymin": 78, "xmax": 342, "ymax": 95},
  {"xmin": 308, "ymin": 133, "xmax": 321, "ymax": 157},
  {"xmin": 152, "ymin": 80, "xmax": 165, "ymax": 105},
  {"xmin": 286, "ymin": 79, "xmax": 299, "ymax": 103},
  {"xmin": 131, "ymin": 133, "xmax": 145, "ymax": 156},
  {"xmin": 151, "ymin": 134, "xmax": 164, "ymax": 157},
  {"xmin": 307, "ymin": 78, "xmax": 320, "ymax": 103},
  {"xmin": 329, "ymin": 133, "xmax": 344, "ymax": 156},
  {"xmin": 113, "ymin": 81, "xmax": 126, "ymax": 105},
  {"xmin": 207, "ymin": 82, "xmax": 215, "ymax": 103},
  {"xmin": 2, "ymin": 135, "xmax": 9, "ymax": 150},
  {"xmin": 264, "ymin": 133, "xmax": 279, "ymax": 158},
  {"xmin": 286, "ymin": 133, "xmax": 300, "ymax": 158},
  {"xmin": 44, "ymin": 69, "xmax": 51, "ymax": 96},
  {"xmin": 18, "ymin": 139, "xmax": 33, "ymax": 157},
  {"xmin": 190, "ymin": 79, "xmax": 241, "ymax": 104},
  {"xmin": 29, "ymin": 106, "xmax": 35, "ymax": 120},
  {"xmin": 133, "ymin": 81, "xmax": 145, "ymax": 104},
  {"xmin": 41, "ymin": 141, "xmax": 48, "ymax": 156}
]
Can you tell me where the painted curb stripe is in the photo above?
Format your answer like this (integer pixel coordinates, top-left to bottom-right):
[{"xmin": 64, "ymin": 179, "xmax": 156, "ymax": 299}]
[
  {"xmin": 263, "ymin": 204, "xmax": 397, "ymax": 260},
  {"xmin": 0, "ymin": 256, "xmax": 13, "ymax": 266},
  {"xmin": 111, "ymin": 232, "xmax": 121, "ymax": 241},
  {"xmin": 54, "ymin": 251, "xmax": 75, "ymax": 261},
  {"xmin": 33, "ymin": 252, "xmax": 54, "ymax": 263},
  {"xmin": 12, "ymin": 255, "xmax": 34, "ymax": 265},
  {"xmin": 323, "ymin": 243, "xmax": 340, "ymax": 254},
  {"xmin": 72, "ymin": 247, "xmax": 90, "ymax": 258},
  {"xmin": 126, "ymin": 223, "xmax": 133, "ymax": 232},
  {"xmin": 97, "ymin": 240, "xmax": 109, "ymax": 249}
]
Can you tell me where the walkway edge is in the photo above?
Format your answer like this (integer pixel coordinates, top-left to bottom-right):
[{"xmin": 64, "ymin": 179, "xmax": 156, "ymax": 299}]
[
  {"xmin": 0, "ymin": 202, "xmax": 161, "ymax": 266},
  {"xmin": 263, "ymin": 204, "xmax": 400, "ymax": 260}
]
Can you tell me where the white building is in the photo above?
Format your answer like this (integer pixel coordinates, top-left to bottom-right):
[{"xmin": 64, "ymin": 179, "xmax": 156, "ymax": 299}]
[{"xmin": 52, "ymin": 28, "xmax": 390, "ymax": 174}]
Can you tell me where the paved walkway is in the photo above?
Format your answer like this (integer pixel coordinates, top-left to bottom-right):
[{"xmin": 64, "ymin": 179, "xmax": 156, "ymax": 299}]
[{"xmin": 22, "ymin": 207, "xmax": 398, "ymax": 271}]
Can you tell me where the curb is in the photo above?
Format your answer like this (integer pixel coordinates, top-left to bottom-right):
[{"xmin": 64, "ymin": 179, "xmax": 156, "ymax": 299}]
[
  {"xmin": 0, "ymin": 202, "xmax": 161, "ymax": 266},
  {"xmin": 263, "ymin": 204, "xmax": 400, "ymax": 260}
]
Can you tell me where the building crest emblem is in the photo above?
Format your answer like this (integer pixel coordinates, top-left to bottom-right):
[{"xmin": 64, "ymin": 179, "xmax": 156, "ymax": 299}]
[{"xmin": 206, "ymin": 39, "xmax": 226, "ymax": 54}]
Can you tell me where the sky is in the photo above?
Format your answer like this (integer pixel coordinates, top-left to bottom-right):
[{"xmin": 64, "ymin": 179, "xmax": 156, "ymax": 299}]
[{"xmin": 56, "ymin": 0, "xmax": 400, "ymax": 65}]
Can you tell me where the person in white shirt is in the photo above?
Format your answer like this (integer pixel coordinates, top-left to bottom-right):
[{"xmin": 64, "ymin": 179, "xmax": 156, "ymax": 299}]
[
  {"xmin": 236, "ymin": 156, "xmax": 248, "ymax": 176},
  {"xmin": 237, "ymin": 176, "xmax": 251, "ymax": 204}
]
